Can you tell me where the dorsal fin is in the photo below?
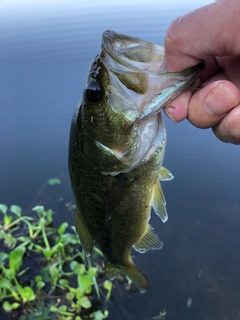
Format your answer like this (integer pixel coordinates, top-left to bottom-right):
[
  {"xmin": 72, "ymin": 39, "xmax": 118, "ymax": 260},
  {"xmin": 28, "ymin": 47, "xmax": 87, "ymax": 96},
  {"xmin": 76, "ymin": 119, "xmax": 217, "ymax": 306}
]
[
  {"xmin": 159, "ymin": 166, "xmax": 174, "ymax": 181},
  {"xmin": 151, "ymin": 179, "xmax": 168, "ymax": 223},
  {"xmin": 133, "ymin": 224, "xmax": 163, "ymax": 253}
]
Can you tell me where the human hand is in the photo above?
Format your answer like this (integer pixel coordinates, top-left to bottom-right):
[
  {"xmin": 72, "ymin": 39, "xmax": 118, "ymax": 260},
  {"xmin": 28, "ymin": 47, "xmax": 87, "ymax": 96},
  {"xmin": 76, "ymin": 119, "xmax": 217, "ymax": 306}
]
[{"xmin": 164, "ymin": 0, "xmax": 240, "ymax": 144}]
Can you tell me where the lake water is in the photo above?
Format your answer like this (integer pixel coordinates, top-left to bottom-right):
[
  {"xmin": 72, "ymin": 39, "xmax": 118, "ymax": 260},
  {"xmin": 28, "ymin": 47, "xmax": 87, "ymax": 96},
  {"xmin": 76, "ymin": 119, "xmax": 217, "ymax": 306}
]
[{"xmin": 1, "ymin": 1, "xmax": 240, "ymax": 319}]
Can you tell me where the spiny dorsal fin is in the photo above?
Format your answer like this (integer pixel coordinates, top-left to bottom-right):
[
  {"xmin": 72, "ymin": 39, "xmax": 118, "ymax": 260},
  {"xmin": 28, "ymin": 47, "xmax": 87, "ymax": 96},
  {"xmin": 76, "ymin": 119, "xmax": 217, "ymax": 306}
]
[
  {"xmin": 133, "ymin": 224, "xmax": 163, "ymax": 253},
  {"xmin": 75, "ymin": 209, "xmax": 94, "ymax": 256},
  {"xmin": 152, "ymin": 179, "xmax": 168, "ymax": 223},
  {"xmin": 159, "ymin": 166, "xmax": 174, "ymax": 181}
]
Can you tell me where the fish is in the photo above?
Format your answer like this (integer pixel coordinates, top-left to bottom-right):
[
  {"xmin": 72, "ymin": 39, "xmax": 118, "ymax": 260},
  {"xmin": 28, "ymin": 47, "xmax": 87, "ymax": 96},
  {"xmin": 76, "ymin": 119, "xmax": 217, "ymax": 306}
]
[{"xmin": 68, "ymin": 30, "xmax": 203, "ymax": 292}]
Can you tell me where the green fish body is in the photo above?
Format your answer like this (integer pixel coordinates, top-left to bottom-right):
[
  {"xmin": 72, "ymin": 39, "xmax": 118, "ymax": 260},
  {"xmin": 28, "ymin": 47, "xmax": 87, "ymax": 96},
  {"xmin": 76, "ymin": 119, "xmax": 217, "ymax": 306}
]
[{"xmin": 69, "ymin": 30, "xmax": 203, "ymax": 291}]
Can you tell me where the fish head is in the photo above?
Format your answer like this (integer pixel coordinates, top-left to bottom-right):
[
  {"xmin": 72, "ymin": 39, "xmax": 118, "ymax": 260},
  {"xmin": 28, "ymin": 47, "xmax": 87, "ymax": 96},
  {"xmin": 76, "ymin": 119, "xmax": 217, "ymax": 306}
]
[{"xmin": 78, "ymin": 30, "xmax": 203, "ymax": 173}]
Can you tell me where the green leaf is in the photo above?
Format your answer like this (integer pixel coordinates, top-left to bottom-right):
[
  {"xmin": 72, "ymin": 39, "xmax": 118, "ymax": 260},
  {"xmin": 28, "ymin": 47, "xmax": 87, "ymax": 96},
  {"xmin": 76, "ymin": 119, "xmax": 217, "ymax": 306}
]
[
  {"xmin": 0, "ymin": 252, "xmax": 8, "ymax": 262},
  {"xmin": 50, "ymin": 305, "xmax": 58, "ymax": 312},
  {"xmin": 0, "ymin": 278, "xmax": 11, "ymax": 288},
  {"xmin": 9, "ymin": 245, "xmax": 26, "ymax": 273},
  {"xmin": 70, "ymin": 261, "xmax": 85, "ymax": 274},
  {"xmin": 0, "ymin": 230, "xmax": 6, "ymax": 240},
  {"xmin": 45, "ymin": 209, "xmax": 53, "ymax": 222},
  {"xmin": 48, "ymin": 178, "xmax": 61, "ymax": 185},
  {"xmin": 75, "ymin": 287, "xmax": 84, "ymax": 299},
  {"xmin": 103, "ymin": 280, "xmax": 112, "ymax": 301},
  {"xmin": 3, "ymin": 301, "xmax": 20, "ymax": 312},
  {"xmin": 49, "ymin": 266, "xmax": 59, "ymax": 282},
  {"xmin": 4, "ymin": 234, "xmax": 17, "ymax": 248},
  {"xmin": 10, "ymin": 205, "xmax": 22, "ymax": 217},
  {"xmin": 103, "ymin": 280, "xmax": 112, "ymax": 291},
  {"xmin": 5, "ymin": 268, "xmax": 15, "ymax": 279},
  {"xmin": 88, "ymin": 267, "xmax": 98, "ymax": 277},
  {"xmin": 40, "ymin": 267, "xmax": 51, "ymax": 282},
  {"xmin": 4, "ymin": 215, "xmax": 12, "ymax": 226},
  {"xmin": 78, "ymin": 274, "xmax": 92, "ymax": 293},
  {"xmin": 151, "ymin": 309, "xmax": 167, "ymax": 320},
  {"xmin": 43, "ymin": 248, "xmax": 52, "ymax": 260},
  {"xmin": 32, "ymin": 205, "xmax": 45, "ymax": 213},
  {"xmin": 80, "ymin": 296, "xmax": 91, "ymax": 309},
  {"xmin": 17, "ymin": 236, "xmax": 31, "ymax": 245},
  {"xmin": 37, "ymin": 281, "xmax": 45, "ymax": 291},
  {"xmin": 59, "ymin": 305, "xmax": 67, "ymax": 312},
  {"xmin": 0, "ymin": 204, "xmax": 8, "ymax": 215},
  {"xmin": 90, "ymin": 310, "xmax": 109, "ymax": 320},
  {"xmin": 35, "ymin": 275, "xmax": 42, "ymax": 283},
  {"xmin": 60, "ymin": 233, "xmax": 80, "ymax": 246},
  {"xmin": 18, "ymin": 286, "xmax": 36, "ymax": 303},
  {"xmin": 66, "ymin": 292, "xmax": 74, "ymax": 301},
  {"xmin": 59, "ymin": 279, "xmax": 69, "ymax": 288},
  {"xmin": 57, "ymin": 222, "xmax": 68, "ymax": 236}
]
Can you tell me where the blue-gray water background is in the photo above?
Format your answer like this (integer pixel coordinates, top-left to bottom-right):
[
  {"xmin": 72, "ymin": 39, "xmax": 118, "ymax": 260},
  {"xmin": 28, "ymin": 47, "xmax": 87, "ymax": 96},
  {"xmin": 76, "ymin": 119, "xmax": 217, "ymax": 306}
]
[{"xmin": 1, "ymin": 1, "xmax": 240, "ymax": 319}]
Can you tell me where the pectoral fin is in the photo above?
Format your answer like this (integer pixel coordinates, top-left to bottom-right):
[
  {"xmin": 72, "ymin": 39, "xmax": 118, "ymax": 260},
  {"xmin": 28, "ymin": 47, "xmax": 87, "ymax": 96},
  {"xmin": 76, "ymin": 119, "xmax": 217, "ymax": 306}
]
[
  {"xmin": 159, "ymin": 166, "xmax": 174, "ymax": 181},
  {"xmin": 106, "ymin": 174, "xmax": 132, "ymax": 221},
  {"xmin": 152, "ymin": 179, "xmax": 168, "ymax": 223},
  {"xmin": 75, "ymin": 209, "xmax": 94, "ymax": 256},
  {"xmin": 133, "ymin": 224, "xmax": 163, "ymax": 253}
]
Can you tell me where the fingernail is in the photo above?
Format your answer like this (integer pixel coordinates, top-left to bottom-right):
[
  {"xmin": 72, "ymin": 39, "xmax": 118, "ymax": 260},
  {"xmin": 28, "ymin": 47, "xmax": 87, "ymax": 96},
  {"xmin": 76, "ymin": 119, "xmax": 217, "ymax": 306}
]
[
  {"xmin": 203, "ymin": 83, "xmax": 239, "ymax": 116},
  {"xmin": 164, "ymin": 106, "xmax": 179, "ymax": 123}
]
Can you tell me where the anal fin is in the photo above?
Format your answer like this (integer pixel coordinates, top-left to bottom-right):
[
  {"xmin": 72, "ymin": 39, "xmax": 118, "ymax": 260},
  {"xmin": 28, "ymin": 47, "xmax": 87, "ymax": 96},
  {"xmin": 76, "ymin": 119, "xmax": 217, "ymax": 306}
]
[
  {"xmin": 133, "ymin": 224, "xmax": 163, "ymax": 253},
  {"xmin": 152, "ymin": 179, "xmax": 168, "ymax": 223},
  {"xmin": 159, "ymin": 166, "xmax": 174, "ymax": 181},
  {"xmin": 75, "ymin": 209, "xmax": 94, "ymax": 256}
]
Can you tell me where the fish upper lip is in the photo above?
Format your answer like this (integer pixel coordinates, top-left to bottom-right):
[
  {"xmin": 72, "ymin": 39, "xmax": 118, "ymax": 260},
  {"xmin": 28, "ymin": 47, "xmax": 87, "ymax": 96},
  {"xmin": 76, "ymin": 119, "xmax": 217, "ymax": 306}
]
[
  {"xmin": 101, "ymin": 30, "xmax": 141, "ymax": 72},
  {"xmin": 100, "ymin": 30, "xmax": 203, "ymax": 120}
]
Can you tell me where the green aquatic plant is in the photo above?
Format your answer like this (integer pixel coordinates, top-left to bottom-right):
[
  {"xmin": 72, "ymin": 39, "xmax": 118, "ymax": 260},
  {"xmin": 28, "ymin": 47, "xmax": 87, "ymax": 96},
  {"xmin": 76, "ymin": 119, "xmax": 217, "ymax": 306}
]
[
  {"xmin": 48, "ymin": 178, "xmax": 61, "ymax": 186},
  {"xmin": 151, "ymin": 309, "xmax": 167, "ymax": 320},
  {"xmin": 0, "ymin": 201, "xmax": 112, "ymax": 319}
]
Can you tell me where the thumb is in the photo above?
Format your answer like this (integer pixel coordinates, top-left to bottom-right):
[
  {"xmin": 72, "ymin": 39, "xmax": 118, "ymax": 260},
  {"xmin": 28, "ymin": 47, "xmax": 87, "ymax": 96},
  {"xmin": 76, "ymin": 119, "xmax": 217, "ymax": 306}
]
[{"xmin": 164, "ymin": 81, "xmax": 240, "ymax": 128}]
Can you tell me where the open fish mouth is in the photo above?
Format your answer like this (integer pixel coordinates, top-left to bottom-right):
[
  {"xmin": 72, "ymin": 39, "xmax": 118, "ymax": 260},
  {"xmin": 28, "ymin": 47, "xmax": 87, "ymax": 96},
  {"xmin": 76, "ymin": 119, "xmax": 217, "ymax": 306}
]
[
  {"xmin": 101, "ymin": 30, "xmax": 164, "ymax": 95},
  {"xmin": 87, "ymin": 30, "xmax": 204, "ymax": 174},
  {"xmin": 100, "ymin": 30, "xmax": 203, "ymax": 119}
]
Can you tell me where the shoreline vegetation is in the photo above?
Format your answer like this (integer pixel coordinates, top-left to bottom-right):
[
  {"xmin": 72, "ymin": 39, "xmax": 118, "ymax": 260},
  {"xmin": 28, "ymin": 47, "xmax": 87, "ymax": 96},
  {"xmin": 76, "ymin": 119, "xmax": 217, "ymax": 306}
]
[
  {"xmin": 0, "ymin": 179, "xmax": 167, "ymax": 320},
  {"xmin": 0, "ymin": 179, "xmax": 111, "ymax": 320}
]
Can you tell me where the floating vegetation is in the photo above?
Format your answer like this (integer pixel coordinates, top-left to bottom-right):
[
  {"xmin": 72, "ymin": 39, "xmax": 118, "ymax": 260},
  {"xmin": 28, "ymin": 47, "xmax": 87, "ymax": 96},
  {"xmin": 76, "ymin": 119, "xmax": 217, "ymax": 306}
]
[
  {"xmin": 0, "ymin": 203, "xmax": 112, "ymax": 319},
  {"xmin": 151, "ymin": 309, "xmax": 167, "ymax": 320}
]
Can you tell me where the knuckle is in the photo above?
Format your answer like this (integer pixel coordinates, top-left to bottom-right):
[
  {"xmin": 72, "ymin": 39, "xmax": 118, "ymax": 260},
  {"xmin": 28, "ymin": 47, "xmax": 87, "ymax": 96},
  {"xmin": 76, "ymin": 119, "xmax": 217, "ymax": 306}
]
[{"xmin": 217, "ymin": 107, "xmax": 240, "ymax": 144}]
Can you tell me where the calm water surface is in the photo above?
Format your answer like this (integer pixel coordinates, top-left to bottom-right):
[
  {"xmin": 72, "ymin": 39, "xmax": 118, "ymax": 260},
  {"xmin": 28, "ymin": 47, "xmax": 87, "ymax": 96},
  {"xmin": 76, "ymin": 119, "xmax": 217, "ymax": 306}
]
[{"xmin": 1, "ymin": 1, "xmax": 240, "ymax": 319}]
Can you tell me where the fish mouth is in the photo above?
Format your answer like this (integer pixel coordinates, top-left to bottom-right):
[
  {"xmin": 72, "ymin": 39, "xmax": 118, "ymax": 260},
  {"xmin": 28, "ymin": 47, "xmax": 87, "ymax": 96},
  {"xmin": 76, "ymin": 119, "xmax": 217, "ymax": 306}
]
[
  {"xmin": 101, "ymin": 30, "xmax": 163, "ymax": 95},
  {"xmin": 100, "ymin": 30, "xmax": 203, "ymax": 119},
  {"xmin": 92, "ymin": 31, "xmax": 204, "ymax": 175}
]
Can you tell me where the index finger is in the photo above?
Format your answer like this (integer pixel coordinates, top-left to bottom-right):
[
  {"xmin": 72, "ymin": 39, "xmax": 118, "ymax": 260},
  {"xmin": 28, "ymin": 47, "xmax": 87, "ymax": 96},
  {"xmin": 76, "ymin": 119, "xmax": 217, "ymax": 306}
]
[{"xmin": 164, "ymin": 0, "xmax": 240, "ymax": 72}]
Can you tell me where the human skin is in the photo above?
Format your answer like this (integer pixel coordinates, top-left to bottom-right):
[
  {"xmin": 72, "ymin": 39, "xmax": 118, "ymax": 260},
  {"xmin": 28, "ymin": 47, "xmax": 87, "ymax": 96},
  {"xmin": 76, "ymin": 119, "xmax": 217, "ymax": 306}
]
[{"xmin": 164, "ymin": 0, "xmax": 240, "ymax": 144}]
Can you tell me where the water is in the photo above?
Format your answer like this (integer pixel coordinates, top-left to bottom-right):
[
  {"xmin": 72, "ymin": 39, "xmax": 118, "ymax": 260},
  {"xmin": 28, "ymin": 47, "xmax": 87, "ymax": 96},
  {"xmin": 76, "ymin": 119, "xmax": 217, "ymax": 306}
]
[{"xmin": 1, "ymin": 1, "xmax": 240, "ymax": 319}]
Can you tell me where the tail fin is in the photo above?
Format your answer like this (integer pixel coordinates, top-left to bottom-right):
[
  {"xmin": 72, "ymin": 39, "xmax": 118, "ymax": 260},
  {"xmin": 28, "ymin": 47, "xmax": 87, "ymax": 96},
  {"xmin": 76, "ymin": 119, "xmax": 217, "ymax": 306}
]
[{"xmin": 105, "ymin": 261, "xmax": 149, "ymax": 293}]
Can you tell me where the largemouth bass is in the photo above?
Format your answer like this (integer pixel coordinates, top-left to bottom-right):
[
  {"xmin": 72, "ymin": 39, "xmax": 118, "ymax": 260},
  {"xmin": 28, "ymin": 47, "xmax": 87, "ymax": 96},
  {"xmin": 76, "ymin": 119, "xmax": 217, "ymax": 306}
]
[{"xmin": 69, "ymin": 30, "xmax": 203, "ymax": 291}]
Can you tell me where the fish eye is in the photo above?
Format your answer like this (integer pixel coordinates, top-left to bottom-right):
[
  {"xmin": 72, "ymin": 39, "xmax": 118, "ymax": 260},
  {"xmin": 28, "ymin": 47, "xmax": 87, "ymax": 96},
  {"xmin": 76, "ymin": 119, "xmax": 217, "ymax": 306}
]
[{"xmin": 85, "ymin": 80, "xmax": 103, "ymax": 103}]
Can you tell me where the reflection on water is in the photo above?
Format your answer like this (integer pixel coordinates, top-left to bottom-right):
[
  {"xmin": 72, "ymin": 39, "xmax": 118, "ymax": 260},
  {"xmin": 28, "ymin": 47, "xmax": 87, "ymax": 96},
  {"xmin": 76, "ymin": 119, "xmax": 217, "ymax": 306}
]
[{"xmin": 1, "ymin": 0, "xmax": 240, "ymax": 319}]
